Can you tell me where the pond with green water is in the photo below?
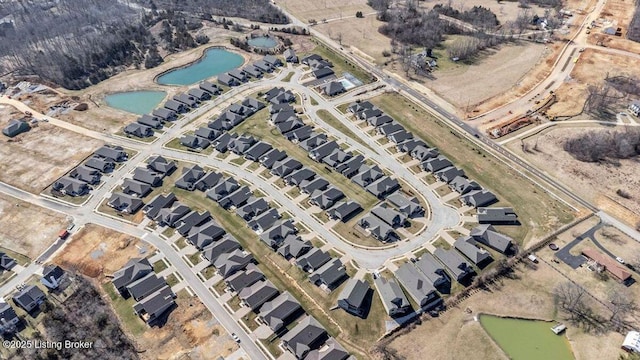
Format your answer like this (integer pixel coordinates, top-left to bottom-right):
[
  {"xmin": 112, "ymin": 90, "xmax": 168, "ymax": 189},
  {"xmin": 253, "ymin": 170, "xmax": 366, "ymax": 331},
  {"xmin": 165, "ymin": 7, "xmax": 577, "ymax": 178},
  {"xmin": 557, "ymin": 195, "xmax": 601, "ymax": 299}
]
[
  {"xmin": 156, "ymin": 48, "xmax": 243, "ymax": 85},
  {"xmin": 105, "ymin": 90, "xmax": 166, "ymax": 115}
]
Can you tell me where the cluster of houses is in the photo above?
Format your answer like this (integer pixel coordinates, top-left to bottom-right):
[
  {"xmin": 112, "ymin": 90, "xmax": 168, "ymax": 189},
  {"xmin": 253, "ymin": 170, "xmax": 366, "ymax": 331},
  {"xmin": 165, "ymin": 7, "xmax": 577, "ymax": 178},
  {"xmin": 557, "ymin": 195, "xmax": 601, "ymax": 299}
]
[
  {"xmin": 0, "ymin": 265, "xmax": 66, "ymax": 335},
  {"xmin": 106, "ymin": 155, "xmax": 177, "ymax": 214},
  {"xmin": 301, "ymin": 54, "xmax": 335, "ymax": 80},
  {"xmin": 53, "ymin": 145, "xmax": 128, "ymax": 198},
  {"xmin": 347, "ymin": 100, "xmax": 498, "ymax": 208},
  {"xmin": 218, "ymin": 55, "xmax": 283, "ymax": 87},
  {"xmin": 181, "ymin": 96, "xmax": 267, "ymax": 151},
  {"xmin": 124, "ymin": 81, "xmax": 223, "ymax": 139},
  {"xmin": 2, "ymin": 118, "xmax": 31, "ymax": 138},
  {"xmin": 111, "ymin": 257, "xmax": 176, "ymax": 324},
  {"xmin": 358, "ymin": 193, "xmax": 425, "ymax": 243}
]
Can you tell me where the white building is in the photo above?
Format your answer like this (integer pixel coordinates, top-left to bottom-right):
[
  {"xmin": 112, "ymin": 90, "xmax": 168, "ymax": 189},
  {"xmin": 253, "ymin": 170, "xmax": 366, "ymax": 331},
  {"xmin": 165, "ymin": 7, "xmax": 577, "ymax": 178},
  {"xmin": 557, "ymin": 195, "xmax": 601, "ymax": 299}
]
[{"xmin": 622, "ymin": 331, "xmax": 640, "ymax": 353}]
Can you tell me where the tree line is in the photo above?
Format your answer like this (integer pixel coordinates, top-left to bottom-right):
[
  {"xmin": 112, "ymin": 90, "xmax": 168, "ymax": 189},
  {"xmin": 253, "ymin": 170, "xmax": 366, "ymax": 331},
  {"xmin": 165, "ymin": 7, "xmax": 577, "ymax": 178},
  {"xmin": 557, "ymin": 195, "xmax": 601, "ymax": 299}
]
[{"xmin": 564, "ymin": 128, "xmax": 640, "ymax": 163}]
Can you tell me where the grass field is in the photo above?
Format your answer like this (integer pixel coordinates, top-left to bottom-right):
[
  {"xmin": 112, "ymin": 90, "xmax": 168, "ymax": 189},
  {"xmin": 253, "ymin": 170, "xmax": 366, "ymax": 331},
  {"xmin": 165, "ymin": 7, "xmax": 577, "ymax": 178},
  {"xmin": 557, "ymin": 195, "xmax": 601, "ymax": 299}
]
[
  {"xmin": 315, "ymin": 109, "xmax": 371, "ymax": 150},
  {"xmin": 369, "ymin": 93, "xmax": 576, "ymax": 246},
  {"xmin": 303, "ymin": 41, "xmax": 375, "ymax": 84},
  {"xmin": 103, "ymin": 283, "xmax": 147, "ymax": 336}
]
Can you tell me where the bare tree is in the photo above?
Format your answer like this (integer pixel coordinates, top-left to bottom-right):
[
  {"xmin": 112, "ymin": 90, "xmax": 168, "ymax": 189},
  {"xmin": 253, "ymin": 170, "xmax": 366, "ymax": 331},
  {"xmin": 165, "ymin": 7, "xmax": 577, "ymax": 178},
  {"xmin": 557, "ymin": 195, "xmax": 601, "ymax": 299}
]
[
  {"xmin": 609, "ymin": 289, "xmax": 637, "ymax": 331},
  {"xmin": 553, "ymin": 281, "xmax": 587, "ymax": 320}
]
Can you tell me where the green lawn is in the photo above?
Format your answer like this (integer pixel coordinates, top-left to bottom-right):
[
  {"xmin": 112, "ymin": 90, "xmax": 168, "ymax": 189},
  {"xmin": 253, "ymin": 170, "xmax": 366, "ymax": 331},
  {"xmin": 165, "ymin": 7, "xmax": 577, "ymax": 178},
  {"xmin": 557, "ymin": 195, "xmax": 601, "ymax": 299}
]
[
  {"xmin": 260, "ymin": 338, "xmax": 284, "ymax": 358},
  {"xmin": 187, "ymin": 252, "xmax": 202, "ymax": 266},
  {"xmin": 175, "ymin": 237, "xmax": 188, "ymax": 250},
  {"xmin": 315, "ymin": 109, "xmax": 372, "ymax": 150},
  {"xmin": 102, "ymin": 283, "xmax": 147, "ymax": 337},
  {"xmin": 0, "ymin": 246, "xmax": 30, "ymax": 266},
  {"xmin": 165, "ymin": 136, "xmax": 214, "ymax": 155},
  {"xmin": 165, "ymin": 273, "xmax": 179, "ymax": 287},
  {"xmin": 310, "ymin": 97, "xmax": 319, "ymax": 106},
  {"xmin": 247, "ymin": 161, "xmax": 261, "ymax": 171},
  {"xmin": 203, "ymin": 266, "xmax": 219, "ymax": 281},
  {"xmin": 161, "ymin": 227, "xmax": 175, "ymax": 238},
  {"xmin": 287, "ymin": 186, "xmax": 301, "ymax": 199},
  {"xmin": 241, "ymin": 310, "xmax": 260, "ymax": 331},
  {"xmin": 153, "ymin": 259, "xmax": 168, "ymax": 273},
  {"xmin": 228, "ymin": 295, "xmax": 243, "ymax": 312},
  {"xmin": 213, "ymin": 280, "xmax": 227, "ymax": 294},
  {"xmin": 333, "ymin": 218, "xmax": 388, "ymax": 248},
  {"xmin": 371, "ymin": 93, "xmax": 576, "ymax": 244},
  {"xmin": 229, "ymin": 156, "xmax": 248, "ymax": 166},
  {"xmin": 433, "ymin": 238, "xmax": 452, "ymax": 250},
  {"xmin": 282, "ymin": 72, "xmax": 294, "ymax": 82}
]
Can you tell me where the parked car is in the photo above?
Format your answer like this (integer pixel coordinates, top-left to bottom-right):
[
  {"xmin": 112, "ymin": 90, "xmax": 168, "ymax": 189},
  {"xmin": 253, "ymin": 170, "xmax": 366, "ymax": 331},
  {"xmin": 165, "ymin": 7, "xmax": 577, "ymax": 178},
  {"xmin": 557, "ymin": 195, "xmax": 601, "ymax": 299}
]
[
  {"xmin": 231, "ymin": 333, "xmax": 240, "ymax": 343},
  {"xmin": 616, "ymin": 257, "xmax": 625, "ymax": 264},
  {"xmin": 549, "ymin": 243, "xmax": 559, "ymax": 251}
]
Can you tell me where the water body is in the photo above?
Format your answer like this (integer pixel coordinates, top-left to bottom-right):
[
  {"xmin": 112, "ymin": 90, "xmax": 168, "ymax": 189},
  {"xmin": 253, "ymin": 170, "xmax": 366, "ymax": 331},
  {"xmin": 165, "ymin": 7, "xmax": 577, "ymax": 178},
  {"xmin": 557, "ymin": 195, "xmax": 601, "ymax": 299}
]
[
  {"xmin": 157, "ymin": 48, "xmax": 244, "ymax": 85},
  {"xmin": 105, "ymin": 90, "xmax": 166, "ymax": 115},
  {"xmin": 248, "ymin": 36, "xmax": 277, "ymax": 49},
  {"xmin": 479, "ymin": 315, "xmax": 575, "ymax": 360}
]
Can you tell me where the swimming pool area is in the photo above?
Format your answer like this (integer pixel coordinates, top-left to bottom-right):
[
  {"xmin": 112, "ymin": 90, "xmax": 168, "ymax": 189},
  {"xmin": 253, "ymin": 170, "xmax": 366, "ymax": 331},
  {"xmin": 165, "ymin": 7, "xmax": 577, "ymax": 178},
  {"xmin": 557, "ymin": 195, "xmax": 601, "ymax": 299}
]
[
  {"xmin": 156, "ymin": 48, "xmax": 244, "ymax": 85},
  {"xmin": 338, "ymin": 78, "xmax": 356, "ymax": 90},
  {"xmin": 105, "ymin": 90, "xmax": 166, "ymax": 115}
]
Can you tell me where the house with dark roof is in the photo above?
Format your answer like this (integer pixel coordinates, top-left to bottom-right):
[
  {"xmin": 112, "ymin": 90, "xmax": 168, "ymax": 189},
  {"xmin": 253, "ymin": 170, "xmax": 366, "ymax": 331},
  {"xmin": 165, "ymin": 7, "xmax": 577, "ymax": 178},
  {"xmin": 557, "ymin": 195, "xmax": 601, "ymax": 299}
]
[
  {"xmin": 95, "ymin": 145, "xmax": 128, "ymax": 162},
  {"xmin": 366, "ymin": 176, "xmax": 400, "ymax": 199},
  {"xmin": 259, "ymin": 292, "xmax": 303, "ymax": 332},
  {"xmin": 236, "ymin": 197, "xmax": 269, "ymax": 221},
  {"xmin": 299, "ymin": 133, "xmax": 328, "ymax": 152},
  {"xmin": 395, "ymin": 262, "xmax": 440, "ymax": 310},
  {"xmin": 248, "ymin": 208, "xmax": 280, "ymax": 234},
  {"xmin": 219, "ymin": 186, "xmax": 252, "ymax": 209},
  {"xmin": 378, "ymin": 122, "xmax": 403, "ymax": 136},
  {"xmin": 70, "ymin": 165, "xmax": 101, "ymax": 185},
  {"xmin": 272, "ymin": 158, "xmax": 303, "ymax": 177},
  {"xmin": 200, "ymin": 81, "xmax": 221, "ymax": 95},
  {"xmin": 147, "ymin": 155, "xmax": 176, "ymax": 175},
  {"xmin": 415, "ymin": 253, "xmax": 451, "ymax": 294},
  {"xmin": 0, "ymin": 253, "xmax": 16, "ymax": 271},
  {"xmin": 422, "ymin": 156, "xmax": 453, "ymax": 173},
  {"xmin": 143, "ymin": 193, "xmax": 176, "ymax": 219},
  {"xmin": 195, "ymin": 126, "xmax": 221, "ymax": 141},
  {"xmin": 187, "ymin": 221, "xmax": 226, "ymax": 249},
  {"xmin": 133, "ymin": 167, "xmax": 163, "ymax": 187},
  {"xmin": 313, "ymin": 67, "xmax": 335, "ymax": 79},
  {"xmin": 133, "ymin": 286, "xmax": 175, "ymax": 324},
  {"xmin": 309, "ymin": 258, "xmax": 347, "ymax": 290},
  {"xmin": 271, "ymin": 109, "xmax": 297, "ymax": 125},
  {"xmin": 41, "ymin": 265, "xmax": 65, "ymax": 290},
  {"xmin": 253, "ymin": 60, "xmax": 273, "ymax": 73},
  {"xmin": 124, "ymin": 123, "xmax": 154, "ymax": 138},
  {"xmin": 2, "ymin": 119, "xmax": 30, "ymax": 137},
  {"xmin": 188, "ymin": 87, "xmax": 212, "ymax": 101},
  {"xmin": 434, "ymin": 248, "xmax": 476, "ymax": 283},
  {"xmin": 155, "ymin": 202, "xmax": 190, "ymax": 227},
  {"xmin": 300, "ymin": 177, "xmax": 330, "ymax": 195},
  {"xmin": 296, "ymin": 248, "xmax": 331, "ymax": 272},
  {"xmin": 214, "ymin": 132, "xmax": 238, "ymax": 152},
  {"xmin": 284, "ymin": 48, "xmax": 298, "ymax": 63},
  {"xmin": 306, "ymin": 338, "xmax": 349, "ymax": 360},
  {"xmin": 277, "ymin": 118, "xmax": 304, "ymax": 135},
  {"xmin": 238, "ymin": 280, "xmax": 279, "ymax": 311},
  {"xmin": 173, "ymin": 93, "xmax": 198, "ymax": 108},
  {"xmin": 359, "ymin": 108, "xmax": 383, "ymax": 121},
  {"xmin": 337, "ymin": 155, "xmax": 365, "ymax": 178},
  {"xmin": 368, "ymin": 114, "xmax": 394, "ymax": 127},
  {"xmin": 322, "ymin": 149, "xmax": 352, "ymax": 168},
  {"xmin": 310, "ymin": 187, "xmax": 345, "ymax": 210},
  {"xmin": 12, "ymin": 285, "xmax": 46, "ymax": 313},
  {"xmin": 454, "ymin": 236, "xmax": 493, "ymax": 268},
  {"xmin": 328, "ymin": 201, "xmax": 363, "ymax": 222},
  {"xmin": 281, "ymin": 316, "xmax": 328, "ymax": 359},
  {"xmin": 228, "ymin": 69, "xmax": 248, "ymax": 83},
  {"xmin": 435, "ymin": 167, "xmax": 465, "ymax": 184},
  {"xmin": 122, "ymin": 179, "xmax": 152, "ymax": 198},
  {"xmin": 126, "ymin": 273, "xmax": 166, "ymax": 301},
  {"xmin": 85, "ymin": 156, "xmax": 115, "ymax": 173},
  {"xmin": 398, "ymin": 139, "xmax": 426, "ymax": 153},
  {"xmin": 270, "ymin": 102, "xmax": 294, "ymax": 114},
  {"xmin": 371, "ymin": 205, "xmax": 407, "ymax": 228},
  {"xmin": 245, "ymin": 141, "xmax": 273, "ymax": 161},
  {"xmin": 218, "ymin": 73, "xmax": 239, "ymax": 87},
  {"xmin": 277, "ymin": 236, "xmax": 312, "ymax": 260},
  {"xmin": 175, "ymin": 164, "xmax": 205, "ymax": 191},
  {"xmin": 337, "ymin": 279, "xmax": 370, "ymax": 317},
  {"xmin": 351, "ymin": 164, "xmax": 384, "ymax": 188},
  {"xmin": 387, "ymin": 193, "xmax": 424, "ymax": 218},
  {"xmin": 260, "ymin": 220, "xmax": 297, "ymax": 249},
  {"xmin": 53, "ymin": 176, "xmax": 90, "ymax": 197},
  {"xmin": 214, "ymin": 249, "xmax": 254, "ymax": 278},
  {"xmin": 260, "ymin": 149, "xmax": 288, "ymax": 169},
  {"xmin": 374, "ymin": 277, "xmax": 410, "ymax": 317},
  {"xmin": 229, "ymin": 135, "xmax": 257, "ymax": 155},
  {"xmin": 287, "ymin": 125, "xmax": 314, "ymax": 142},
  {"xmin": 411, "ymin": 145, "xmax": 439, "ymax": 161},
  {"xmin": 449, "ymin": 176, "xmax": 481, "ymax": 195},
  {"xmin": 112, "ymin": 258, "xmax": 153, "ymax": 296},
  {"xmin": 0, "ymin": 302, "xmax": 20, "ymax": 334},
  {"xmin": 164, "ymin": 99, "xmax": 187, "ymax": 113},
  {"xmin": 359, "ymin": 215, "xmax": 396, "ymax": 242},
  {"xmin": 137, "ymin": 114, "xmax": 163, "ymax": 129},
  {"xmin": 470, "ymin": 224, "xmax": 514, "ymax": 253},
  {"xmin": 285, "ymin": 168, "xmax": 316, "ymax": 186},
  {"xmin": 225, "ymin": 264, "xmax": 264, "ymax": 292},
  {"xmin": 153, "ymin": 108, "xmax": 177, "ymax": 121},
  {"xmin": 322, "ymin": 81, "xmax": 346, "ymax": 96},
  {"xmin": 347, "ymin": 100, "xmax": 375, "ymax": 114},
  {"xmin": 206, "ymin": 177, "xmax": 239, "ymax": 201},
  {"xmin": 107, "ymin": 193, "xmax": 143, "ymax": 214},
  {"xmin": 309, "ymin": 141, "xmax": 339, "ymax": 162},
  {"xmin": 202, "ymin": 236, "xmax": 241, "ymax": 264},
  {"xmin": 243, "ymin": 65, "xmax": 263, "ymax": 78},
  {"xmin": 181, "ymin": 134, "xmax": 210, "ymax": 150},
  {"xmin": 387, "ymin": 130, "xmax": 413, "ymax": 144},
  {"xmin": 175, "ymin": 210, "xmax": 211, "ymax": 237},
  {"xmin": 263, "ymin": 55, "xmax": 282, "ymax": 67},
  {"xmin": 461, "ymin": 189, "xmax": 497, "ymax": 208},
  {"xmin": 477, "ymin": 207, "xmax": 518, "ymax": 225}
]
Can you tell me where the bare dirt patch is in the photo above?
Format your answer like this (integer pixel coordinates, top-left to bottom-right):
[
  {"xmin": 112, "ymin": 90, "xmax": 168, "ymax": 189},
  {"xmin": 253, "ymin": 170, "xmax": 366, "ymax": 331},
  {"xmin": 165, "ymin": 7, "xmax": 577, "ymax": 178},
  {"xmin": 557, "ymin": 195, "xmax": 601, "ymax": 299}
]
[
  {"xmin": 0, "ymin": 106, "xmax": 103, "ymax": 193},
  {"xmin": 0, "ymin": 193, "xmax": 69, "ymax": 259},
  {"xmin": 589, "ymin": 0, "xmax": 640, "ymax": 54},
  {"xmin": 279, "ymin": 0, "xmax": 372, "ymax": 23},
  {"xmin": 314, "ymin": 17, "xmax": 391, "ymax": 64},
  {"xmin": 507, "ymin": 125, "xmax": 640, "ymax": 227},
  {"xmin": 54, "ymin": 224, "xmax": 154, "ymax": 279}
]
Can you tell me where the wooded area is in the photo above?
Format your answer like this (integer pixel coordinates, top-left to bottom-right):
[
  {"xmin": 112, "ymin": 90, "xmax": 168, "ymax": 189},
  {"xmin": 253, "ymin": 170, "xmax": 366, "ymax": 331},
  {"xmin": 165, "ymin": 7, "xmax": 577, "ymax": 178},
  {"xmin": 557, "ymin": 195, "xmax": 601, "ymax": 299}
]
[
  {"xmin": 564, "ymin": 128, "xmax": 640, "ymax": 162},
  {"xmin": 0, "ymin": 0, "xmax": 288, "ymax": 89}
]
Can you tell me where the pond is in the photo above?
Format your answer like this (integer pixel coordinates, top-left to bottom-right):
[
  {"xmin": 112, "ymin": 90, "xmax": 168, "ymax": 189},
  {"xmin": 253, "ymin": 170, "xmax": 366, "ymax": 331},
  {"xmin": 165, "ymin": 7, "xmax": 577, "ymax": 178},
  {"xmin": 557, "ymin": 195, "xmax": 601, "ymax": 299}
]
[
  {"xmin": 248, "ymin": 36, "xmax": 277, "ymax": 49},
  {"xmin": 479, "ymin": 315, "xmax": 575, "ymax": 360},
  {"xmin": 105, "ymin": 90, "xmax": 166, "ymax": 115},
  {"xmin": 156, "ymin": 48, "xmax": 244, "ymax": 85}
]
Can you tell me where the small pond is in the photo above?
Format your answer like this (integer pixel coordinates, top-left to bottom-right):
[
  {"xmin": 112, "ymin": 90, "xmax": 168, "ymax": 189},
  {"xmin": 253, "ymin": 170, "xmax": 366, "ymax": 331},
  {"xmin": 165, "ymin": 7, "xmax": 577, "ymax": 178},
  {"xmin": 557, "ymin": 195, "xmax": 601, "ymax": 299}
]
[
  {"xmin": 156, "ymin": 48, "xmax": 244, "ymax": 85},
  {"xmin": 105, "ymin": 90, "xmax": 166, "ymax": 115},
  {"xmin": 479, "ymin": 314, "xmax": 575, "ymax": 360},
  {"xmin": 248, "ymin": 36, "xmax": 278, "ymax": 49}
]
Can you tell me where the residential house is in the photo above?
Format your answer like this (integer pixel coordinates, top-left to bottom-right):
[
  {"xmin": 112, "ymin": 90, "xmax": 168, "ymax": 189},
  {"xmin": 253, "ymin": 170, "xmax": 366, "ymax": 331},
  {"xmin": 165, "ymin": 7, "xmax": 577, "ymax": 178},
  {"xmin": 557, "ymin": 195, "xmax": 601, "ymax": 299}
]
[
  {"xmin": 347, "ymin": 100, "xmax": 375, "ymax": 115},
  {"xmin": 374, "ymin": 277, "xmax": 410, "ymax": 317},
  {"xmin": 470, "ymin": 224, "xmax": 514, "ymax": 253},
  {"xmin": 219, "ymin": 186, "xmax": 252, "ymax": 209},
  {"xmin": 228, "ymin": 69, "xmax": 248, "ymax": 83},
  {"xmin": 229, "ymin": 135, "xmax": 257, "ymax": 155},
  {"xmin": 133, "ymin": 167, "xmax": 163, "ymax": 187},
  {"xmin": 259, "ymin": 292, "xmax": 303, "ymax": 332},
  {"xmin": 415, "ymin": 253, "xmax": 451, "ymax": 294},
  {"xmin": 236, "ymin": 197, "xmax": 269, "ymax": 221},
  {"xmin": 173, "ymin": 93, "xmax": 198, "ymax": 108},
  {"xmin": 199, "ymin": 81, "xmax": 221, "ymax": 95},
  {"xmin": 299, "ymin": 133, "xmax": 328, "ymax": 152},
  {"xmin": 287, "ymin": 125, "xmax": 314, "ymax": 142},
  {"xmin": 175, "ymin": 164, "xmax": 205, "ymax": 191},
  {"xmin": 12, "ymin": 285, "xmax": 46, "ymax": 313},
  {"xmin": 0, "ymin": 303, "xmax": 20, "ymax": 334},
  {"xmin": 152, "ymin": 108, "xmax": 176, "ymax": 121},
  {"xmin": 108, "ymin": 193, "xmax": 143, "ymax": 214},
  {"xmin": 187, "ymin": 221, "xmax": 226, "ymax": 249},
  {"xmin": 359, "ymin": 108, "xmax": 383, "ymax": 122},
  {"xmin": 387, "ymin": 193, "xmax": 424, "ymax": 218},
  {"xmin": 238, "ymin": 280, "xmax": 279, "ymax": 311},
  {"xmin": 310, "ymin": 187, "xmax": 345, "ymax": 210},
  {"xmin": 449, "ymin": 176, "xmax": 481, "ymax": 195},
  {"xmin": 368, "ymin": 114, "xmax": 393, "ymax": 127},
  {"xmin": 313, "ymin": 67, "xmax": 335, "ymax": 79},
  {"xmin": 181, "ymin": 134, "xmax": 210, "ymax": 150},
  {"xmin": 351, "ymin": 164, "xmax": 384, "ymax": 188},
  {"xmin": 147, "ymin": 155, "xmax": 177, "ymax": 175},
  {"xmin": 398, "ymin": 139, "xmax": 426, "ymax": 154},
  {"xmin": 309, "ymin": 258, "xmax": 347, "ymax": 290},
  {"xmin": 260, "ymin": 220, "xmax": 297, "ymax": 249},
  {"xmin": 284, "ymin": 48, "xmax": 298, "ymax": 63},
  {"xmin": 137, "ymin": 114, "xmax": 163, "ymax": 129},
  {"xmin": 194, "ymin": 126, "xmax": 221, "ymax": 141},
  {"xmin": 328, "ymin": 201, "xmax": 363, "ymax": 222},
  {"xmin": 300, "ymin": 177, "xmax": 330, "ymax": 195},
  {"xmin": 124, "ymin": 123, "xmax": 154, "ymax": 138},
  {"xmin": 155, "ymin": 202, "xmax": 190, "ymax": 227},
  {"xmin": 296, "ymin": 248, "xmax": 331, "ymax": 272},
  {"xmin": 276, "ymin": 118, "xmax": 304, "ymax": 135},
  {"xmin": 306, "ymin": 338, "xmax": 349, "ymax": 360},
  {"xmin": 454, "ymin": 236, "xmax": 493, "ymax": 268},
  {"xmin": 112, "ymin": 257, "xmax": 153, "ymax": 296},
  {"xmin": 225, "ymin": 264, "xmax": 265, "ymax": 292},
  {"xmin": 394, "ymin": 263, "xmax": 440, "ymax": 310},
  {"xmin": 271, "ymin": 109, "xmax": 297, "ymax": 125},
  {"xmin": 359, "ymin": 215, "xmax": 396, "ymax": 242},
  {"xmin": 85, "ymin": 156, "xmax": 115, "ymax": 173},
  {"xmin": 366, "ymin": 176, "xmax": 400, "ymax": 199},
  {"xmin": 175, "ymin": 210, "xmax": 211, "ymax": 237},
  {"xmin": 285, "ymin": 168, "xmax": 316, "ymax": 186},
  {"xmin": 143, "ymin": 193, "xmax": 177, "ymax": 219},
  {"xmin": 309, "ymin": 141, "xmax": 339, "ymax": 162},
  {"xmin": 337, "ymin": 279, "xmax": 370, "ymax": 317},
  {"xmin": 321, "ymin": 81, "xmax": 346, "ymax": 96},
  {"xmin": 411, "ymin": 145, "xmax": 439, "ymax": 161},
  {"xmin": 434, "ymin": 248, "xmax": 476, "ymax": 283},
  {"xmin": 243, "ymin": 65, "xmax": 263, "ymax": 78},
  {"xmin": 269, "ymin": 102, "xmax": 293, "ymax": 114},
  {"xmin": 371, "ymin": 205, "xmax": 407, "ymax": 228},
  {"xmin": 133, "ymin": 286, "xmax": 175, "ymax": 324},
  {"xmin": 322, "ymin": 149, "xmax": 352, "ymax": 168},
  {"xmin": 188, "ymin": 88, "xmax": 211, "ymax": 101},
  {"xmin": 214, "ymin": 133, "xmax": 238, "ymax": 152},
  {"xmin": 95, "ymin": 145, "xmax": 128, "ymax": 162},
  {"xmin": 214, "ymin": 249, "xmax": 254, "ymax": 278},
  {"xmin": 422, "ymin": 156, "xmax": 453, "ymax": 173},
  {"xmin": 387, "ymin": 130, "xmax": 413, "ymax": 145},
  {"xmin": 2, "ymin": 119, "xmax": 30, "ymax": 137},
  {"xmin": 337, "ymin": 155, "xmax": 365, "ymax": 178},
  {"xmin": 253, "ymin": 60, "xmax": 273, "ymax": 73},
  {"xmin": 195, "ymin": 172, "xmax": 223, "ymax": 192},
  {"xmin": 272, "ymin": 158, "xmax": 303, "ymax": 177},
  {"xmin": 202, "ymin": 236, "xmax": 241, "ymax": 264},
  {"xmin": 121, "ymin": 179, "xmax": 152, "ymax": 198},
  {"xmin": 70, "ymin": 165, "xmax": 101, "ymax": 185},
  {"xmin": 0, "ymin": 253, "xmax": 16, "ymax": 270},
  {"xmin": 164, "ymin": 99, "xmax": 187, "ymax": 113},
  {"xmin": 41, "ymin": 265, "xmax": 65, "ymax": 290},
  {"xmin": 582, "ymin": 248, "xmax": 632, "ymax": 283},
  {"xmin": 53, "ymin": 176, "xmax": 90, "ymax": 197},
  {"xmin": 218, "ymin": 73, "xmax": 239, "ymax": 87},
  {"xmin": 126, "ymin": 273, "xmax": 166, "ymax": 301},
  {"xmin": 378, "ymin": 122, "xmax": 403, "ymax": 136},
  {"xmin": 435, "ymin": 167, "xmax": 465, "ymax": 184},
  {"xmin": 206, "ymin": 177, "xmax": 239, "ymax": 202},
  {"xmin": 281, "ymin": 316, "xmax": 328, "ymax": 359},
  {"xmin": 461, "ymin": 189, "xmax": 497, "ymax": 208},
  {"xmin": 263, "ymin": 55, "xmax": 282, "ymax": 67},
  {"xmin": 277, "ymin": 235, "xmax": 312, "ymax": 260},
  {"xmin": 248, "ymin": 208, "xmax": 280, "ymax": 234},
  {"xmin": 477, "ymin": 207, "xmax": 518, "ymax": 225},
  {"xmin": 629, "ymin": 101, "xmax": 640, "ymax": 116}
]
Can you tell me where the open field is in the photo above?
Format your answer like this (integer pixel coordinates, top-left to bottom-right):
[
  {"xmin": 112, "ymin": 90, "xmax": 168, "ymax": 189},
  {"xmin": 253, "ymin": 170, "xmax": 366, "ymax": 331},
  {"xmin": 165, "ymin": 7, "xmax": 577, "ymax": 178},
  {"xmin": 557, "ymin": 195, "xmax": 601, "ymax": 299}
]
[
  {"xmin": 506, "ymin": 125, "xmax": 640, "ymax": 227},
  {"xmin": 0, "ymin": 108, "xmax": 103, "ymax": 194},
  {"xmin": 53, "ymin": 224, "xmax": 154, "ymax": 279},
  {"xmin": 369, "ymin": 93, "xmax": 577, "ymax": 246},
  {"xmin": 384, "ymin": 261, "xmax": 626, "ymax": 360},
  {"xmin": 0, "ymin": 193, "xmax": 69, "ymax": 259},
  {"xmin": 279, "ymin": 0, "xmax": 372, "ymax": 23}
]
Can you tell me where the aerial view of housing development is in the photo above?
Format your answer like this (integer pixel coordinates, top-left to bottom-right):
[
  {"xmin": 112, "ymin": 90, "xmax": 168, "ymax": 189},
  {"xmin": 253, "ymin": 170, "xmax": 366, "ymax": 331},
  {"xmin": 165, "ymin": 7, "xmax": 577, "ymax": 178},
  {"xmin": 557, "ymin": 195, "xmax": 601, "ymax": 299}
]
[{"xmin": 1, "ymin": 0, "xmax": 640, "ymax": 359}]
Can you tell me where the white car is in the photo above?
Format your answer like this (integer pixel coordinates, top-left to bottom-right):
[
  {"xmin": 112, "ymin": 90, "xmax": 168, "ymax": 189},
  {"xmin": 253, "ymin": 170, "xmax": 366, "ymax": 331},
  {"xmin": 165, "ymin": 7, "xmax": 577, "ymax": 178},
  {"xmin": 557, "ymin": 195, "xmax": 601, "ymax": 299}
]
[
  {"xmin": 616, "ymin": 257, "xmax": 625, "ymax": 264},
  {"xmin": 231, "ymin": 333, "xmax": 240, "ymax": 343}
]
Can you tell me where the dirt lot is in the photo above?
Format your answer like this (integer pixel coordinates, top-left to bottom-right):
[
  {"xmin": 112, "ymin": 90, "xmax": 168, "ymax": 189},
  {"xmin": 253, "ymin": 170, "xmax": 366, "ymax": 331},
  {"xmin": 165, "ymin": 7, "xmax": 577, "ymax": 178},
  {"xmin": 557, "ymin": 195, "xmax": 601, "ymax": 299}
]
[
  {"xmin": 314, "ymin": 16, "xmax": 391, "ymax": 65},
  {"xmin": 0, "ymin": 105, "xmax": 103, "ymax": 193},
  {"xmin": 384, "ymin": 261, "xmax": 626, "ymax": 360},
  {"xmin": 589, "ymin": 0, "xmax": 640, "ymax": 55},
  {"xmin": 417, "ymin": 0, "xmax": 547, "ymax": 24},
  {"xmin": 506, "ymin": 125, "xmax": 640, "ymax": 227},
  {"xmin": 279, "ymin": 0, "xmax": 372, "ymax": 23},
  {"xmin": 548, "ymin": 49, "xmax": 640, "ymax": 117},
  {"xmin": 0, "ymin": 193, "xmax": 69, "ymax": 259}
]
